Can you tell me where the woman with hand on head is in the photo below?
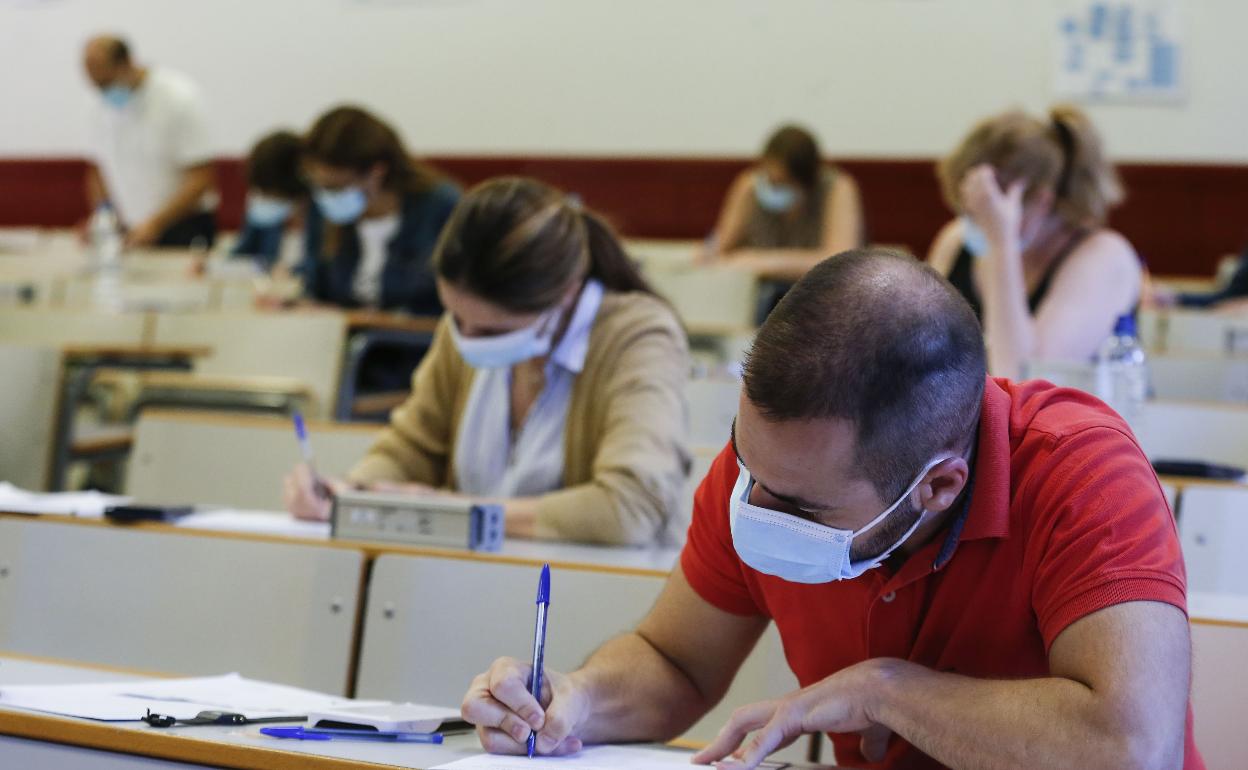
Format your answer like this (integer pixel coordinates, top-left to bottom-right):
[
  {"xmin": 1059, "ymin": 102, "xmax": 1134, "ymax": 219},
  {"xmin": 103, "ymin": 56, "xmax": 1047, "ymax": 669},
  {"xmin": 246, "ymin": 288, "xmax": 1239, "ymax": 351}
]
[
  {"xmin": 701, "ymin": 124, "xmax": 864, "ymax": 320},
  {"xmin": 927, "ymin": 104, "xmax": 1140, "ymax": 380},
  {"xmin": 284, "ymin": 178, "xmax": 691, "ymax": 546},
  {"xmin": 299, "ymin": 105, "xmax": 459, "ymax": 316}
]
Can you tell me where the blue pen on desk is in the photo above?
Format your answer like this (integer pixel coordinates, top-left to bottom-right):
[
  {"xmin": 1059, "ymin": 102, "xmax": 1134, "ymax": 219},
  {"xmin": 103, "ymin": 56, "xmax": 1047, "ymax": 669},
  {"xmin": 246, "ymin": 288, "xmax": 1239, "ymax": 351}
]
[
  {"xmin": 526, "ymin": 563, "xmax": 551, "ymax": 759},
  {"xmin": 260, "ymin": 726, "xmax": 443, "ymax": 743},
  {"xmin": 292, "ymin": 411, "xmax": 331, "ymax": 499}
]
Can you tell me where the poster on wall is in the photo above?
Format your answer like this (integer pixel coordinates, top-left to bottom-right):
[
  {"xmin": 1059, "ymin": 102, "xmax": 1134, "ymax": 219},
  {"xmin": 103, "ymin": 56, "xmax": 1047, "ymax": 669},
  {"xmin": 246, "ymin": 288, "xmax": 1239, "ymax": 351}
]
[{"xmin": 1054, "ymin": 0, "xmax": 1184, "ymax": 103}]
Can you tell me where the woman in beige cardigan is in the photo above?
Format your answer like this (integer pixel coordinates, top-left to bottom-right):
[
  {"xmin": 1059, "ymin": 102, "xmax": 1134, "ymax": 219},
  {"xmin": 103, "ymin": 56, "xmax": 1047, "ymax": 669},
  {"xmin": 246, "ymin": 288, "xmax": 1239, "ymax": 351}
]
[{"xmin": 284, "ymin": 177, "xmax": 691, "ymax": 546}]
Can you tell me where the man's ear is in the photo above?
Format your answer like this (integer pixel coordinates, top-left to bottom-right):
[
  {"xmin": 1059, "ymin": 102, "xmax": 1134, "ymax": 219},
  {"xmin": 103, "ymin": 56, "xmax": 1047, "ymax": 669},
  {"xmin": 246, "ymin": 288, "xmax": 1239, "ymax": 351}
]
[{"xmin": 919, "ymin": 457, "xmax": 970, "ymax": 514}]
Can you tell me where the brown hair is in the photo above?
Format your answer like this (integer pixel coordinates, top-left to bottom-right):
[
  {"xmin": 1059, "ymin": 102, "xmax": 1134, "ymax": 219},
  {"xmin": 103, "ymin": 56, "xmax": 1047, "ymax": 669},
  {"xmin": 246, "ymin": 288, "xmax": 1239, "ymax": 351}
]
[
  {"xmin": 433, "ymin": 177, "xmax": 656, "ymax": 313},
  {"xmin": 246, "ymin": 130, "xmax": 305, "ymax": 198},
  {"xmin": 762, "ymin": 125, "xmax": 822, "ymax": 191},
  {"xmin": 304, "ymin": 105, "xmax": 439, "ymax": 196},
  {"xmin": 938, "ymin": 104, "xmax": 1124, "ymax": 227},
  {"xmin": 743, "ymin": 249, "xmax": 985, "ymax": 501}
]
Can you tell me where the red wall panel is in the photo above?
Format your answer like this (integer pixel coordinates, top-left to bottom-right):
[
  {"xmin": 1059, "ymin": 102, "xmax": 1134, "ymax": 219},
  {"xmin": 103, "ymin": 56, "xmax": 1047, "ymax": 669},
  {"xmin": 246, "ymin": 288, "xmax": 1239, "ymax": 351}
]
[{"xmin": 2, "ymin": 155, "xmax": 1244, "ymax": 276}]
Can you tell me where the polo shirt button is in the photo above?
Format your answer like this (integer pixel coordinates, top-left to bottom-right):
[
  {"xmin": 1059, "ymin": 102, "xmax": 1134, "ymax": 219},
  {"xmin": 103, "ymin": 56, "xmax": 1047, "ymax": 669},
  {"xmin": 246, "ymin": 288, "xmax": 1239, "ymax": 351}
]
[{"xmin": 881, "ymin": 591, "xmax": 896, "ymax": 603}]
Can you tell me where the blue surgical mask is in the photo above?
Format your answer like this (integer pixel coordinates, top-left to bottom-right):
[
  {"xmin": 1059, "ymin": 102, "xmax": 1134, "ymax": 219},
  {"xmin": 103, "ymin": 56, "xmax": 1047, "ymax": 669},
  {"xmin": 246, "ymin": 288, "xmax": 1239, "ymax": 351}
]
[
  {"xmin": 313, "ymin": 186, "xmax": 368, "ymax": 225},
  {"xmin": 101, "ymin": 84, "xmax": 133, "ymax": 110},
  {"xmin": 245, "ymin": 194, "xmax": 293, "ymax": 228},
  {"xmin": 448, "ymin": 310, "xmax": 558, "ymax": 369},
  {"xmin": 754, "ymin": 173, "xmax": 798, "ymax": 213},
  {"xmin": 728, "ymin": 455, "xmax": 953, "ymax": 584},
  {"xmin": 962, "ymin": 216, "xmax": 989, "ymax": 258}
]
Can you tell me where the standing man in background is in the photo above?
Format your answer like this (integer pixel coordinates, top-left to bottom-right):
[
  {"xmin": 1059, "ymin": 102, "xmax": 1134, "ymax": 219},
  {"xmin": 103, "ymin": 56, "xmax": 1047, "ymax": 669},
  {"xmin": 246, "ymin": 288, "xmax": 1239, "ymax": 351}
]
[{"xmin": 82, "ymin": 35, "xmax": 218, "ymax": 248}]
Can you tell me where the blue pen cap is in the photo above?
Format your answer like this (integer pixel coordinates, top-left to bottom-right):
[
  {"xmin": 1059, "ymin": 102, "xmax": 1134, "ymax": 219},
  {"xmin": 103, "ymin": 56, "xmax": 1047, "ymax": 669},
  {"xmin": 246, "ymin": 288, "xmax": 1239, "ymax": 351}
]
[
  {"xmin": 536, "ymin": 563, "xmax": 551, "ymax": 604},
  {"xmin": 293, "ymin": 411, "xmax": 308, "ymax": 441}
]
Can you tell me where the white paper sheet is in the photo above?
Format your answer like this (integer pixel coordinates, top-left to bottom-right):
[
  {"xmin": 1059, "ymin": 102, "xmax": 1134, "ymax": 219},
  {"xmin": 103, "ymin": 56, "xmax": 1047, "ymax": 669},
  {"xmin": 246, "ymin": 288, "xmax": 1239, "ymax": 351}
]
[
  {"xmin": 0, "ymin": 482, "xmax": 130, "ymax": 518},
  {"xmin": 174, "ymin": 509, "xmax": 330, "ymax": 539},
  {"xmin": 431, "ymin": 746, "xmax": 708, "ymax": 770},
  {"xmin": 0, "ymin": 673, "xmax": 370, "ymax": 722}
]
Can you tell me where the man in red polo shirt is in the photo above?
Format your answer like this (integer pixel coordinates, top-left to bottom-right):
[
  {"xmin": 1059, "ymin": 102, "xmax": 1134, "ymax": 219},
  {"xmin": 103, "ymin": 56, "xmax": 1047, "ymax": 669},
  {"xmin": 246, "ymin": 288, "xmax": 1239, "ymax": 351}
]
[{"xmin": 461, "ymin": 249, "xmax": 1202, "ymax": 769}]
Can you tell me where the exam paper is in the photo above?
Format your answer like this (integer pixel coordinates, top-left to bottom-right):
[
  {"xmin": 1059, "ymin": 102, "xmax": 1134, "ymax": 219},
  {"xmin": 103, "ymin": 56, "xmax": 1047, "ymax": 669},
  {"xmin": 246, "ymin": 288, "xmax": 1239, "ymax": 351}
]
[
  {"xmin": 175, "ymin": 509, "xmax": 331, "ymax": 539},
  {"xmin": 0, "ymin": 482, "xmax": 130, "ymax": 518},
  {"xmin": 431, "ymin": 746, "xmax": 707, "ymax": 770},
  {"xmin": 0, "ymin": 673, "xmax": 369, "ymax": 721}
]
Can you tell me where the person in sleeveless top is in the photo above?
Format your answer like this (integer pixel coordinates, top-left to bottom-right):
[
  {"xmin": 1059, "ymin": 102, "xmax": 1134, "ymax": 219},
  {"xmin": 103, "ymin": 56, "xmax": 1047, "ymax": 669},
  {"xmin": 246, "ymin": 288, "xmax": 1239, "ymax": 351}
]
[
  {"xmin": 927, "ymin": 105, "xmax": 1142, "ymax": 380},
  {"xmin": 700, "ymin": 126, "xmax": 864, "ymax": 319}
]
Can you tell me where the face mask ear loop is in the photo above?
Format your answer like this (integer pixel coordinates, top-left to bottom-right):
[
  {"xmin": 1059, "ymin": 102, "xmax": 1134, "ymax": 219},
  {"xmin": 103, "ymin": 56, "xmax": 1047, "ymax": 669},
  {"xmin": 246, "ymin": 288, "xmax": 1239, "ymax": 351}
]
[{"xmin": 851, "ymin": 455, "xmax": 957, "ymax": 540}]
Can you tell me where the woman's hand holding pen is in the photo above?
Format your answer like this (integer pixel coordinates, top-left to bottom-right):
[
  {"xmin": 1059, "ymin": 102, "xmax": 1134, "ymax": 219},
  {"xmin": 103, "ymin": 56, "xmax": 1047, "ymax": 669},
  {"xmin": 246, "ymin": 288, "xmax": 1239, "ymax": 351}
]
[{"xmin": 283, "ymin": 463, "xmax": 345, "ymax": 522}]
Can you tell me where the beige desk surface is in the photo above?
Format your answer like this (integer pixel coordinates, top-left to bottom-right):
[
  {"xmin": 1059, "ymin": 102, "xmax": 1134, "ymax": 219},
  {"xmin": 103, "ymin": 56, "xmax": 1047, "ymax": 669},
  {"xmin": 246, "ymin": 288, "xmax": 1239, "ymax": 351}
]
[
  {"xmin": 0, "ymin": 511, "xmax": 681, "ymax": 578},
  {"xmin": 0, "ymin": 654, "xmax": 839, "ymax": 770}
]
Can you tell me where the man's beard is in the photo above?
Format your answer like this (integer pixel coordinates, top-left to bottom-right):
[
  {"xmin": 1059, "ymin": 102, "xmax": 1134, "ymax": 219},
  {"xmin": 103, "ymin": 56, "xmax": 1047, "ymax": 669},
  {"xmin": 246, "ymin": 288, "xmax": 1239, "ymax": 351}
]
[{"xmin": 847, "ymin": 497, "xmax": 923, "ymax": 564}]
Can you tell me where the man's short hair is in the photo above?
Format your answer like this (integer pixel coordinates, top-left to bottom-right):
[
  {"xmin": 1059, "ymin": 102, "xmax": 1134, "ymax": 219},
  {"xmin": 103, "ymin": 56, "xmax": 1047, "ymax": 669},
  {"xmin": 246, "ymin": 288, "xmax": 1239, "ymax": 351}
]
[{"xmin": 742, "ymin": 248, "xmax": 987, "ymax": 500}]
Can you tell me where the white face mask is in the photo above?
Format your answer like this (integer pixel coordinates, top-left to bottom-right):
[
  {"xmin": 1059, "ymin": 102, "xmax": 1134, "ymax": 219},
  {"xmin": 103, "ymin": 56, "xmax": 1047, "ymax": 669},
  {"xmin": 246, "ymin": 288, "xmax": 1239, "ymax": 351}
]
[
  {"xmin": 728, "ymin": 455, "xmax": 953, "ymax": 584},
  {"xmin": 448, "ymin": 309, "xmax": 558, "ymax": 369},
  {"xmin": 754, "ymin": 172, "xmax": 798, "ymax": 213},
  {"xmin": 245, "ymin": 194, "xmax": 293, "ymax": 228}
]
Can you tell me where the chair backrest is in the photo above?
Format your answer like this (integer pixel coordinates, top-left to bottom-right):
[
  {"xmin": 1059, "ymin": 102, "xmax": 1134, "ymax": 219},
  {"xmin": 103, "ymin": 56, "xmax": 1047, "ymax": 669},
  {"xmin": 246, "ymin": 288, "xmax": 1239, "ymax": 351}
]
[
  {"xmin": 1129, "ymin": 401, "xmax": 1248, "ymax": 469},
  {"xmin": 687, "ymin": 376, "xmax": 740, "ymax": 447},
  {"xmin": 125, "ymin": 410, "xmax": 380, "ymax": 510},
  {"xmin": 0, "ymin": 344, "xmax": 60, "ymax": 490},
  {"xmin": 1158, "ymin": 310, "xmax": 1248, "ymax": 355},
  {"xmin": 1150, "ymin": 354, "xmax": 1248, "ymax": 404},
  {"xmin": 150, "ymin": 312, "xmax": 349, "ymax": 417},
  {"xmin": 1178, "ymin": 485, "xmax": 1248, "ymax": 596},
  {"xmin": 0, "ymin": 518, "xmax": 363, "ymax": 694},
  {"xmin": 0, "ymin": 308, "xmax": 148, "ymax": 347},
  {"xmin": 645, "ymin": 267, "xmax": 758, "ymax": 330},
  {"xmin": 1190, "ymin": 614, "xmax": 1248, "ymax": 770},
  {"xmin": 1026, "ymin": 355, "xmax": 1248, "ymax": 405}
]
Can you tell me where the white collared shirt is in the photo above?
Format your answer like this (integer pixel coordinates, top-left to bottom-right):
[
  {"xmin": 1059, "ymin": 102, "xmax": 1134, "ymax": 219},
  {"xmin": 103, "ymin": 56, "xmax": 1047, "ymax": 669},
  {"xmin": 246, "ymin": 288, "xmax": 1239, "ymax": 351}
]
[
  {"xmin": 91, "ymin": 68, "xmax": 217, "ymax": 226},
  {"xmin": 453, "ymin": 279, "xmax": 605, "ymax": 498}
]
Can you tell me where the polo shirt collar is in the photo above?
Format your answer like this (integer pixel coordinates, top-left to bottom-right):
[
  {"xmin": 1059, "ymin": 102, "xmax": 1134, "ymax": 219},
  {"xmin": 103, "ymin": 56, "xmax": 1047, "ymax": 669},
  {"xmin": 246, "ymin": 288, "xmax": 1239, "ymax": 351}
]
[{"xmin": 932, "ymin": 376, "xmax": 1012, "ymax": 569}]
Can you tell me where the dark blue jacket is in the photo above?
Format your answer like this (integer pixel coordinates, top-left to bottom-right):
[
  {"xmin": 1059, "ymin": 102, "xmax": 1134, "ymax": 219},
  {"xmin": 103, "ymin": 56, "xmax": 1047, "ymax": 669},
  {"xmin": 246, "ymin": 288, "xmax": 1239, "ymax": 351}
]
[
  {"xmin": 300, "ymin": 181, "xmax": 459, "ymax": 315},
  {"xmin": 230, "ymin": 221, "xmax": 287, "ymax": 270}
]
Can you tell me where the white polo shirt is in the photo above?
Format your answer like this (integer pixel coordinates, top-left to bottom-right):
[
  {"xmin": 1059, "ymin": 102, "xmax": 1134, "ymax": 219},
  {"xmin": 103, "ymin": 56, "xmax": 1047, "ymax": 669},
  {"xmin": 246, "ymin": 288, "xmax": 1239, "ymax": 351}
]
[{"xmin": 91, "ymin": 67, "xmax": 217, "ymax": 227}]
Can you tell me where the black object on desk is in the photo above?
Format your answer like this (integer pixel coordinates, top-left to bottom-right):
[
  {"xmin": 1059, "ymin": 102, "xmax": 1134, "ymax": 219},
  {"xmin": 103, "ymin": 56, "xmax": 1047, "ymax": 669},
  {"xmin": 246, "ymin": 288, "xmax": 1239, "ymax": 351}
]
[
  {"xmin": 1152, "ymin": 459, "xmax": 1247, "ymax": 482},
  {"xmin": 104, "ymin": 504, "xmax": 195, "ymax": 523},
  {"xmin": 143, "ymin": 708, "xmax": 304, "ymax": 728}
]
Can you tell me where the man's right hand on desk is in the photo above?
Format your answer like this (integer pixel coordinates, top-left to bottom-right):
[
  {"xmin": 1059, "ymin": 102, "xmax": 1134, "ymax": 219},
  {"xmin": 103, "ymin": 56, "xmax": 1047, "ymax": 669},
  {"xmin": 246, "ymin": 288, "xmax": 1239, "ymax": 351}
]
[
  {"xmin": 461, "ymin": 656, "xmax": 589, "ymax": 757},
  {"xmin": 283, "ymin": 463, "xmax": 344, "ymax": 522}
]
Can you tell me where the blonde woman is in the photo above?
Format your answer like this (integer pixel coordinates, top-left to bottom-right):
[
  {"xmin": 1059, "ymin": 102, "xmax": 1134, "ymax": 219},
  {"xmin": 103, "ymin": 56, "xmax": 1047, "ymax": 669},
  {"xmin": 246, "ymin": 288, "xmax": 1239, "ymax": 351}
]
[{"xmin": 927, "ymin": 105, "xmax": 1140, "ymax": 379}]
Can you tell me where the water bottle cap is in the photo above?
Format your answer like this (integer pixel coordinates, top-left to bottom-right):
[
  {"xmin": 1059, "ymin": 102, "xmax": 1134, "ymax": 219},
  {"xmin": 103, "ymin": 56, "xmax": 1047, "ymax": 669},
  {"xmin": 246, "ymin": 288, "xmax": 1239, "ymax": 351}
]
[{"xmin": 1112, "ymin": 314, "xmax": 1137, "ymax": 337}]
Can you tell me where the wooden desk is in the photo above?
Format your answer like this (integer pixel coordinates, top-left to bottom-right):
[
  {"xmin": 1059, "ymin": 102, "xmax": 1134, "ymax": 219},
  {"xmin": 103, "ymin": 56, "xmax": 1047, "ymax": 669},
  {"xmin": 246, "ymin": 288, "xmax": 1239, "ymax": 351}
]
[{"xmin": 0, "ymin": 655, "xmax": 841, "ymax": 769}]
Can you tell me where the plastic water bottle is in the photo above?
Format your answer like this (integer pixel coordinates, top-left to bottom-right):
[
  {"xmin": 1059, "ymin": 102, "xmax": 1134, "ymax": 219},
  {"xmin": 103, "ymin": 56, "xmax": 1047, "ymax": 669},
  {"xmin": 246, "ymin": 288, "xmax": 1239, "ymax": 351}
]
[
  {"xmin": 88, "ymin": 203, "xmax": 123, "ymax": 309},
  {"xmin": 1095, "ymin": 314, "xmax": 1151, "ymax": 420}
]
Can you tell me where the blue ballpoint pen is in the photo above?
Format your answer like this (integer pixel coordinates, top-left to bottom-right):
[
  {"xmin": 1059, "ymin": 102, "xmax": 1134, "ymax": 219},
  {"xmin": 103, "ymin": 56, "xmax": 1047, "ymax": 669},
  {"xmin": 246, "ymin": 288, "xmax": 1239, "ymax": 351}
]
[
  {"xmin": 526, "ymin": 563, "xmax": 551, "ymax": 758},
  {"xmin": 292, "ymin": 411, "xmax": 331, "ymax": 499}
]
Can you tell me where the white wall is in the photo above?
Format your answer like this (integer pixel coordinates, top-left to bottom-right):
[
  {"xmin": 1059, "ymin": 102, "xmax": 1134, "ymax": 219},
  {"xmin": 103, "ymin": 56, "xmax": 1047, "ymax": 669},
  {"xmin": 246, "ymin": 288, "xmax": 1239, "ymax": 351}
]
[{"xmin": 1, "ymin": 0, "xmax": 1246, "ymax": 162}]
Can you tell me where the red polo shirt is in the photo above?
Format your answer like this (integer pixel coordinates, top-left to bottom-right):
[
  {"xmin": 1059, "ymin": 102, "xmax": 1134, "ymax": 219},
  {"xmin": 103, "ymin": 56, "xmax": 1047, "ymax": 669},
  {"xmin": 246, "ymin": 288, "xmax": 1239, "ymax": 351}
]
[{"xmin": 681, "ymin": 377, "xmax": 1202, "ymax": 769}]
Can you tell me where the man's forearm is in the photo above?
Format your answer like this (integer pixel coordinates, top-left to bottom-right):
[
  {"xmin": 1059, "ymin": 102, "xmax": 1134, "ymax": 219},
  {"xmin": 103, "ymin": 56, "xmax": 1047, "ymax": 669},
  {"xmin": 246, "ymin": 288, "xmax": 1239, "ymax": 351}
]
[
  {"xmin": 872, "ymin": 659, "xmax": 1178, "ymax": 770},
  {"xmin": 147, "ymin": 165, "xmax": 215, "ymax": 231},
  {"xmin": 570, "ymin": 631, "xmax": 716, "ymax": 745},
  {"xmin": 85, "ymin": 166, "xmax": 107, "ymax": 210}
]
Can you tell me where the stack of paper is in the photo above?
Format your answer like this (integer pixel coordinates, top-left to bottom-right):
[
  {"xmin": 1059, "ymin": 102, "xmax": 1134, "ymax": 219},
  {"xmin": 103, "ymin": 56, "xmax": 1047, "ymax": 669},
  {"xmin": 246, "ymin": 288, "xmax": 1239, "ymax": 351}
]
[
  {"xmin": 0, "ymin": 482, "xmax": 130, "ymax": 518},
  {"xmin": 0, "ymin": 673, "xmax": 371, "ymax": 721},
  {"xmin": 431, "ymin": 746, "xmax": 710, "ymax": 770},
  {"xmin": 175, "ymin": 509, "xmax": 330, "ymax": 539}
]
